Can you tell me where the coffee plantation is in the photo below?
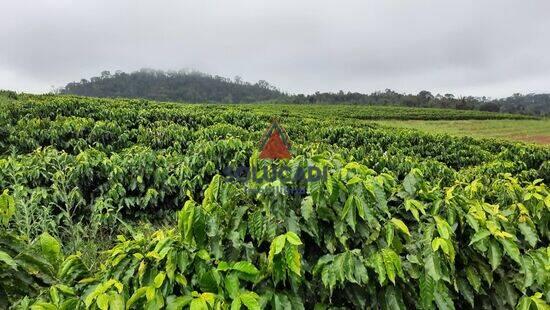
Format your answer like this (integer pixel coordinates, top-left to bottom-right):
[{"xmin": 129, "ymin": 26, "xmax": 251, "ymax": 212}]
[{"xmin": 0, "ymin": 93, "xmax": 549, "ymax": 309}]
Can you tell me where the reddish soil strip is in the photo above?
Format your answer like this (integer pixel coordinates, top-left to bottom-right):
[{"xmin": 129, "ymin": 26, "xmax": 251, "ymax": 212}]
[{"xmin": 509, "ymin": 135, "xmax": 550, "ymax": 145}]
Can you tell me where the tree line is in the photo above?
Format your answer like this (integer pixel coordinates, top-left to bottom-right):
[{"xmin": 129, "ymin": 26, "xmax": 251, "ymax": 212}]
[
  {"xmin": 61, "ymin": 69, "xmax": 284, "ymax": 103},
  {"xmin": 59, "ymin": 69, "xmax": 550, "ymax": 116}
]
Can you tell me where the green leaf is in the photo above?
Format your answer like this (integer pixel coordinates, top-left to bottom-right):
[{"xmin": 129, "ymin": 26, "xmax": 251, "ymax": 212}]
[
  {"xmin": 433, "ymin": 284, "xmax": 455, "ymax": 310},
  {"xmin": 381, "ymin": 248, "xmax": 402, "ymax": 284},
  {"xmin": 466, "ymin": 267, "xmax": 481, "ymax": 293},
  {"xmin": 285, "ymin": 246, "xmax": 302, "ymax": 276},
  {"xmin": 203, "ymin": 174, "xmax": 221, "ymax": 210},
  {"xmin": 369, "ymin": 252, "xmax": 386, "ymax": 285},
  {"xmin": 56, "ymin": 284, "xmax": 75, "ymax": 296},
  {"xmin": 431, "ymin": 237, "xmax": 445, "ymax": 252},
  {"xmin": 239, "ymin": 292, "xmax": 260, "ymax": 310},
  {"xmin": 403, "ymin": 171, "xmax": 419, "ymax": 195},
  {"xmin": 499, "ymin": 238, "xmax": 522, "ymax": 265},
  {"xmin": 476, "ymin": 262, "xmax": 493, "ymax": 286},
  {"xmin": 178, "ymin": 201, "xmax": 196, "ymax": 244},
  {"xmin": 342, "ymin": 195, "xmax": 357, "ymax": 231},
  {"xmin": 268, "ymin": 235, "xmax": 287, "ymax": 265},
  {"xmin": 271, "ymin": 235, "xmax": 286, "ymax": 255},
  {"xmin": 457, "ymin": 277, "xmax": 475, "ymax": 308},
  {"xmin": 196, "ymin": 249, "xmax": 210, "ymax": 261},
  {"xmin": 199, "ymin": 270, "xmax": 221, "ymax": 293},
  {"xmin": 432, "ymin": 238, "xmax": 455, "ymax": 262},
  {"xmin": 321, "ymin": 267, "xmax": 336, "ymax": 293},
  {"xmin": 0, "ymin": 189, "xmax": 15, "ymax": 226},
  {"xmin": 518, "ymin": 222, "xmax": 538, "ymax": 248},
  {"xmin": 530, "ymin": 293, "xmax": 550, "ymax": 310},
  {"xmin": 217, "ymin": 261, "xmax": 232, "ymax": 271},
  {"xmin": 419, "ymin": 274, "xmax": 435, "ymax": 309},
  {"xmin": 0, "ymin": 250, "xmax": 17, "ymax": 270},
  {"xmin": 273, "ymin": 293, "xmax": 292, "ymax": 310},
  {"xmin": 232, "ymin": 261, "xmax": 259, "ymax": 275},
  {"xmin": 84, "ymin": 279, "xmax": 120, "ymax": 307},
  {"xmin": 355, "ymin": 195, "xmax": 366, "ymax": 220},
  {"xmin": 383, "ymin": 253, "xmax": 396, "ymax": 284},
  {"xmin": 154, "ymin": 271, "xmax": 166, "ymax": 288},
  {"xmin": 109, "ymin": 292, "xmax": 125, "ymax": 310},
  {"xmin": 285, "ymin": 232, "xmax": 302, "ymax": 245},
  {"xmin": 496, "ymin": 280, "xmax": 519, "ymax": 307},
  {"xmin": 28, "ymin": 301, "xmax": 57, "ymax": 310},
  {"xmin": 166, "ymin": 296, "xmax": 192, "ymax": 310},
  {"xmin": 386, "ymin": 223, "xmax": 394, "ymax": 246},
  {"xmin": 424, "ymin": 254, "xmax": 441, "ymax": 282},
  {"xmin": 488, "ymin": 239, "xmax": 503, "ymax": 271},
  {"xmin": 384, "ymin": 286, "xmax": 406, "ymax": 310},
  {"xmin": 126, "ymin": 287, "xmax": 148, "ymax": 308},
  {"xmin": 469, "ymin": 229, "xmax": 491, "ymax": 246},
  {"xmin": 390, "ymin": 218, "xmax": 411, "ymax": 236},
  {"xmin": 346, "ymin": 176, "xmax": 362, "ymax": 186},
  {"xmin": 49, "ymin": 286, "xmax": 60, "ymax": 305},
  {"xmin": 434, "ymin": 216, "xmax": 452, "ymax": 239},
  {"xmin": 190, "ymin": 297, "xmax": 209, "ymax": 310},
  {"xmin": 37, "ymin": 232, "xmax": 62, "ymax": 264},
  {"xmin": 96, "ymin": 293, "xmax": 109, "ymax": 310},
  {"xmin": 405, "ymin": 199, "xmax": 425, "ymax": 222},
  {"xmin": 516, "ymin": 296, "xmax": 532, "ymax": 310},
  {"xmin": 146, "ymin": 286, "xmax": 156, "ymax": 301},
  {"xmin": 225, "ymin": 272, "xmax": 240, "ymax": 299},
  {"xmin": 342, "ymin": 194, "xmax": 354, "ymax": 219},
  {"xmin": 301, "ymin": 196, "xmax": 314, "ymax": 221},
  {"xmin": 522, "ymin": 256, "xmax": 536, "ymax": 289},
  {"xmin": 231, "ymin": 297, "xmax": 242, "ymax": 310}
]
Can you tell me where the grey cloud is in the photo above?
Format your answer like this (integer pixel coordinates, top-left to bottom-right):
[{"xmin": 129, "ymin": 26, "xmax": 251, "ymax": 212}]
[{"xmin": 0, "ymin": 0, "xmax": 549, "ymax": 97}]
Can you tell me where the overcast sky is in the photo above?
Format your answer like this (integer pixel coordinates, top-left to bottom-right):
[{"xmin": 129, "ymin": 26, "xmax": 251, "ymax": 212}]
[{"xmin": 1, "ymin": 0, "xmax": 549, "ymax": 98}]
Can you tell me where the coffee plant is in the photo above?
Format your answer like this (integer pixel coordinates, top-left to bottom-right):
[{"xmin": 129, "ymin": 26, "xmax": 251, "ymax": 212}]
[{"xmin": 0, "ymin": 93, "xmax": 548, "ymax": 309}]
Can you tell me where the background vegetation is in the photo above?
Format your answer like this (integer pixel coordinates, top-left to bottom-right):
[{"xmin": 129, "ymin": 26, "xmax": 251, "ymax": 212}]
[{"xmin": 58, "ymin": 69, "xmax": 550, "ymax": 116}]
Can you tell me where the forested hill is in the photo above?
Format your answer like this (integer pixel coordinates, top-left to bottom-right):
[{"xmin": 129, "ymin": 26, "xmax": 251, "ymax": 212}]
[
  {"xmin": 60, "ymin": 69, "xmax": 550, "ymax": 116},
  {"xmin": 61, "ymin": 69, "xmax": 286, "ymax": 103}
]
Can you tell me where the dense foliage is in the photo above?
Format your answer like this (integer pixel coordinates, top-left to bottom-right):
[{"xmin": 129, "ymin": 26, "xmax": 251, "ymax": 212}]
[
  {"xmin": 0, "ymin": 93, "xmax": 549, "ymax": 309},
  {"xmin": 60, "ymin": 69, "xmax": 285, "ymax": 103},
  {"xmin": 226, "ymin": 104, "xmax": 534, "ymax": 120},
  {"xmin": 287, "ymin": 91, "xmax": 550, "ymax": 117},
  {"xmin": 59, "ymin": 69, "xmax": 550, "ymax": 116}
]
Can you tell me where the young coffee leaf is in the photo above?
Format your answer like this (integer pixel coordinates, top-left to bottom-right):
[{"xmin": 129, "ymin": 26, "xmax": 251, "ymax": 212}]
[
  {"xmin": 285, "ymin": 232, "xmax": 302, "ymax": 246},
  {"xmin": 285, "ymin": 246, "xmax": 302, "ymax": 276},
  {"xmin": 390, "ymin": 218, "xmax": 411, "ymax": 236}
]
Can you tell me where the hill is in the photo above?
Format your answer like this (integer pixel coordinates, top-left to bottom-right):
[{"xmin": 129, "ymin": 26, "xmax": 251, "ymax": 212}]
[{"xmin": 61, "ymin": 69, "xmax": 286, "ymax": 103}]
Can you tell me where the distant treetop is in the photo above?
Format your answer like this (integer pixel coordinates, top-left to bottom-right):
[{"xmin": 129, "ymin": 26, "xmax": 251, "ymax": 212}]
[
  {"xmin": 61, "ymin": 68, "xmax": 285, "ymax": 103},
  {"xmin": 60, "ymin": 69, "xmax": 550, "ymax": 116}
]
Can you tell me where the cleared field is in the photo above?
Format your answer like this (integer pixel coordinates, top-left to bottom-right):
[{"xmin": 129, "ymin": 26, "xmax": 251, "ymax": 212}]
[
  {"xmin": 373, "ymin": 119, "xmax": 550, "ymax": 144},
  {"xmin": 228, "ymin": 103, "xmax": 535, "ymax": 120}
]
